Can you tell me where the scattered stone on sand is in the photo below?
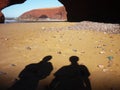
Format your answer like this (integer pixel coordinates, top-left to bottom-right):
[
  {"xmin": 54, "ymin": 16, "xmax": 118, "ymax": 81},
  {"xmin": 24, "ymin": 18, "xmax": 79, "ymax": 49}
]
[
  {"xmin": 99, "ymin": 51, "xmax": 105, "ymax": 54},
  {"xmin": 72, "ymin": 49, "xmax": 77, "ymax": 52},
  {"xmin": 52, "ymin": 36, "xmax": 56, "ymax": 38},
  {"xmin": 41, "ymin": 27, "xmax": 45, "ymax": 30},
  {"xmin": 103, "ymin": 32, "xmax": 107, "ymax": 34},
  {"xmin": 4, "ymin": 38, "xmax": 9, "ymax": 41},
  {"xmin": 73, "ymin": 21, "xmax": 120, "ymax": 34},
  {"xmin": 107, "ymin": 60, "xmax": 113, "ymax": 67},
  {"xmin": 57, "ymin": 51, "xmax": 62, "ymax": 54},
  {"xmin": 11, "ymin": 64, "xmax": 16, "ymax": 67},
  {"xmin": 110, "ymin": 50, "xmax": 113, "ymax": 52},
  {"xmin": 102, "ymin": 68, "xmax": 109, "ymax": 72},
  {"xmin": 103, "ymin": 44, "xmax": 107, "ymax": 47},
  {"xmin": 80, "ymin": 51, "xmax": 85, "ymax": 53},
  {"xmin": 97, "ymin": 64, "xmax": 109, "ymax": 72},
  {"xmin": 45, "ymin": 39, "xmax": 48, "ymax": 41},
  {"xmin": 107, "ymin": 56, "xmax": 114, "ymax": 61},
  {"xmin": 45, "ymin": 21, "xmax": 120, "ymax": 34},
  {"xmin": 69, "ymin": 44, "xmax": 72, "ymax": 46},
  {"xmin": 97, "ymin": 64, "xmax": 104, "ymax": 69},
  {"xmin": 107, "ymin": 56, "xmax": 114, "ymax": 67},
  {"xmin": 26, "ymin": 46, "xmax": 32, "ymax": 50}
]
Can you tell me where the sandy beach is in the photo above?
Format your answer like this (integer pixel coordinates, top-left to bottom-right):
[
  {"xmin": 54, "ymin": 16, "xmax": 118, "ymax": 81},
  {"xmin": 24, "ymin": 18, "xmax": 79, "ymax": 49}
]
[{"xmin": 0, "ymin": 22, "xmax": 120, "ymax": 90}]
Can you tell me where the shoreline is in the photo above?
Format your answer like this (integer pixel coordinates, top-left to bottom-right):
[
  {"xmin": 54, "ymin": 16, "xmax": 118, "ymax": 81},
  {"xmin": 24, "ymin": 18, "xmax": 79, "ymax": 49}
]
[{"xmin": 2, "ymin": 21, "xmax": 120, "ymax": 34}]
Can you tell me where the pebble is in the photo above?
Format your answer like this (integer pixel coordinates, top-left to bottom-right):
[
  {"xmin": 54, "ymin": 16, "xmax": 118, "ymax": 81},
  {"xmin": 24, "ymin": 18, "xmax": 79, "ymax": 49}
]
[
  {"xmin": 4, "ymin": 38, "xmax": 9, "ymax": 41},
  {"xmin": 72, "ymin": 49, "xmax": 77, "ymax": 52},
  {"xmin": 102, "ymin": 69, "xmax": 108, "ymax": 72},
  {"xmin": 11, "ymin": 64, "xmax": 16, "ymax": 66},
  {"xmin": 26, "ymin": 46, "xmax": 32, "ymax": 50},
  {"xmin": 57, "ymin": 51, "xmax": 62, "ymax": 54},
  {"xmin": 99, "ymin": 51, "xmax": 105, "ymax": 54},
  {"xmin": 81, "ymin": 51, "xmax": 85, "ymax": 53},
  {"xmin": 97, "ymin": 64, "xmax": 104, "ymax": 69},
  {"xmin": 107, "ymin": 56, "xmax": 114, "ymax": 61},
  {"xmin": 41, "ymin": 27, "xmax": 45, "ymax": 30}
]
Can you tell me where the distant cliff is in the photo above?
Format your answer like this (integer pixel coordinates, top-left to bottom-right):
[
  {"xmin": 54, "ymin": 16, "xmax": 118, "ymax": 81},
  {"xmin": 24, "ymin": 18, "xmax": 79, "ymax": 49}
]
[{"xmin": 18, "ymin": 6, "xmax": 67, "ymax": 21}]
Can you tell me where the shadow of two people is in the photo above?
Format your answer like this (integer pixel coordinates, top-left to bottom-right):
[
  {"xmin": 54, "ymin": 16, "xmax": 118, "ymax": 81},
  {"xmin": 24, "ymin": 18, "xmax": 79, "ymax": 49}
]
[{"xmin": 8, "ymin": 55, "xmax": 92, "ymax": 90}]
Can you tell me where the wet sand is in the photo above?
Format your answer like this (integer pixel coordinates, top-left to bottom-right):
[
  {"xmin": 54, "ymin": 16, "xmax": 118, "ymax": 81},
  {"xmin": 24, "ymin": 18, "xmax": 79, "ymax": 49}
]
[{"xmin": 0, "ymin": 22, "xmax": 120, "ymax": 90}]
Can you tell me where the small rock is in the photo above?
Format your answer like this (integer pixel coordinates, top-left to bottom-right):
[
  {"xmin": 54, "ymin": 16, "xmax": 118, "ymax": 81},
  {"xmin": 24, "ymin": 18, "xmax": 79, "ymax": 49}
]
[
  {"xmin": 103, "ymin": 32, "xmax": 107, "ymax": 34},
  {"xmin": 81, "ymin": 51, "xmax": 85, "ymax": 53},
  {"xmin": 41, "ymin": 27, "xmax": 45, "ymax": 30},
  {"xmin": 11, "ymin": 64, "xmax": 16, "ymax": 66},
  {"xmin": 97, "ymin": 64, "xmax": 104, "ymax": 69},
  {"xmin": 72, "ymin": 49, "xmax": 77, "ymax": 52},
  {"xmin": 110, "ymin": 50, "xmax": 113, "ymax": 52},
  {"xmin": 103, "ymin": 44, "xmax": 106, "ymax": 46},
  {"xmin": 69, "ymin": 44, "xmax": 72, "ymax": 46},
  {"xmin": 99, "ymin": 51, "xmax": 105, "ymax": 54},
  {"xmin": 26, "ymin": 46, "xmax": 32, "ymax": 50},
  {"xmin": 57, "ymin": 51, "xmax": 62, "ymax": 54},
  {"xmin": 45, "ymin": 39, "xmax": 48, "ymax": 41},
  {"xmin": 5, "ymin": 38, "xmax": 9, "ymax": 41},
  {"xmin": 109, "ymin": 36, "xmax": 113, "ymax": 38},
  {"xmin": 107, "ymin": 60, "xmax": 113, "ymax": 67},
  {"xmin": 53, "ymin": 36, "xmax": 56, "ymax": 38},
  {"xmin": 107, "ymin": 56, "xmax": 114, "ymax": 61},
  {"xmin": 102, "ymin": 69, "xmax": 108, "ymax": 72}
]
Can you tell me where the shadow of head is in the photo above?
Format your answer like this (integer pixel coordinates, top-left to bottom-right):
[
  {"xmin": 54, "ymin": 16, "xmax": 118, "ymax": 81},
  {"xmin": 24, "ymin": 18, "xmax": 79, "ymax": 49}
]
[
  {"xmin": 69, "ymin": 56, "xmax": 79, "ymax": 64},
  {"xmin": 41, "ymin": 55, "xmax": 52, "ymax": 62}
]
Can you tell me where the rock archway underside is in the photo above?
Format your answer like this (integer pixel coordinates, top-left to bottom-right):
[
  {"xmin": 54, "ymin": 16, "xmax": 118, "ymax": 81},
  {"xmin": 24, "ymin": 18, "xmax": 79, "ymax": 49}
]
[{"xmin": 0, "ymin": 0, "xmax": 120, "ymax": 23}]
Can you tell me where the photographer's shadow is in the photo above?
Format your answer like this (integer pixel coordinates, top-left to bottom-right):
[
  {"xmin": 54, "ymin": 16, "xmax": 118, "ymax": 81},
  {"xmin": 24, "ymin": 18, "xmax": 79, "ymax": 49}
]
[
  {"xmin": 8, "ymin": 55, "xmax": 53, "ymax": 90},
  {"xmin": 49, "ymin": 56, "xmax": 92, "ymax": 90}
]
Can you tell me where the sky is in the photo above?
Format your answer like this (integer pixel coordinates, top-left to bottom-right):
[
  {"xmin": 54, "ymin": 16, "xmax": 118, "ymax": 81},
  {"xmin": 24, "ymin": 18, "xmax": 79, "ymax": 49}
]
[{"xmin": 2, "ymin": 0, "xmax": 63, "ymax": 18}]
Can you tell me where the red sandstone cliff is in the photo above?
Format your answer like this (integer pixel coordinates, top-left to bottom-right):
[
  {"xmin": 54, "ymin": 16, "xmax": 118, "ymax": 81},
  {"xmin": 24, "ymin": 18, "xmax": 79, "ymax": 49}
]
[{"xmin": 18, "ymin": 6, "xmax": 67, "ymax": 21}]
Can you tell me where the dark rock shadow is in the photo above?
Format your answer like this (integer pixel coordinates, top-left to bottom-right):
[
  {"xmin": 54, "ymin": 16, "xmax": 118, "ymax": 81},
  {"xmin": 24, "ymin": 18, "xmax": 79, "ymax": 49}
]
[
  {"xmin": 8, "ymin": 55, "xmax": 53, "ymax": 90},
  {"xmin": 48, "ymin": 56, "xmax": 92, "ymax": 90}
]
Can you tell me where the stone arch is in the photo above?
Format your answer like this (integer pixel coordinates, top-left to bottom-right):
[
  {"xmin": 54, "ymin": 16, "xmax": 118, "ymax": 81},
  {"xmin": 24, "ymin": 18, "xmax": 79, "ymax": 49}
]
[{"xmin": 0, "ymin": 0, "xmax": 63, "ymax": 23}]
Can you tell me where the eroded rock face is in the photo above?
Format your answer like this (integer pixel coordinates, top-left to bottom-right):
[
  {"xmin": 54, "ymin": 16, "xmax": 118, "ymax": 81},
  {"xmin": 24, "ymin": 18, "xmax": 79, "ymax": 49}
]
[
  {"xmin": 0, "ymin": 0, "xmax": 26, "ymax": 23},
  {"xmin": 59, "ymin": 0, "xmax": 120, "ymax": 23},
  {"xmin": 18, "ymin": 6, "xmax": 67, "ymax": 21}
]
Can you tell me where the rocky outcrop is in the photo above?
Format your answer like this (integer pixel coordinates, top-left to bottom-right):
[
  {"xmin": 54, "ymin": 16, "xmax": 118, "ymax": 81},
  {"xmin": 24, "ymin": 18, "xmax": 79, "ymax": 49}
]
[
  {"xmin": 0, "ymin": 0, "xmax": 26, "ymax": 23},
  {"xmin": 59, "ymin": 0, "xmax": 120, "ymax": 23},
  {"xmin": 18, "ymin": 6, "xmax": 67, "ymax": 21},
  {"xmin": 0, "ymin": 12, "xmax": 5, "ymax": 23}
]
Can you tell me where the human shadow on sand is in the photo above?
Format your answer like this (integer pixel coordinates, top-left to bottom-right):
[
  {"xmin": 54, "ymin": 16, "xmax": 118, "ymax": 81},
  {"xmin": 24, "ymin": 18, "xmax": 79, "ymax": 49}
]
[
  {"xmin": 8, "ymin": 55, "xmax": 53, "ymax": 90},
  {"xmin": 48, "ymin": 56, "xmax": 92, "ymax": 90}
]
